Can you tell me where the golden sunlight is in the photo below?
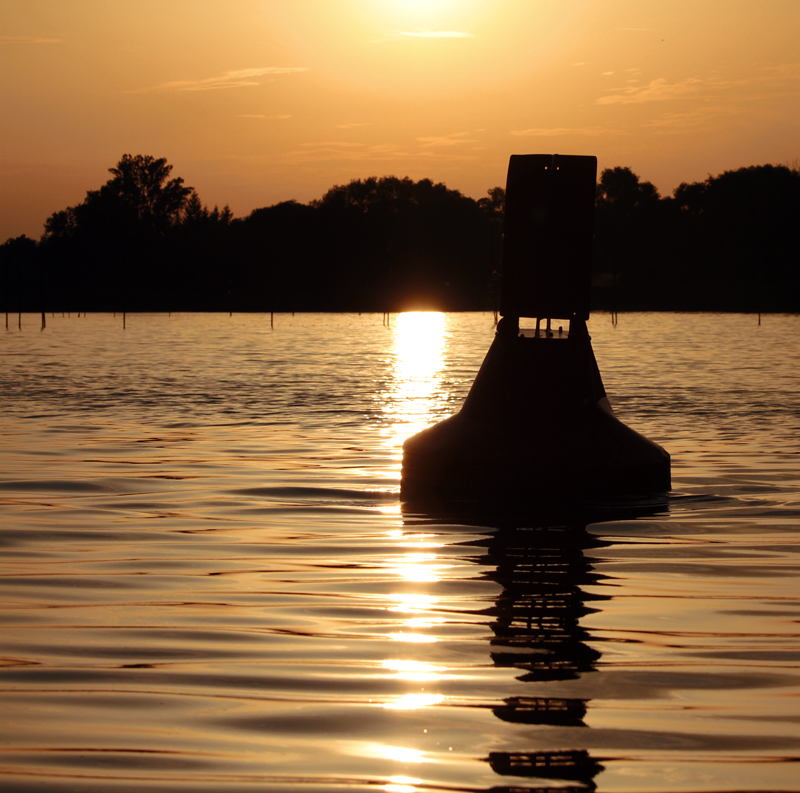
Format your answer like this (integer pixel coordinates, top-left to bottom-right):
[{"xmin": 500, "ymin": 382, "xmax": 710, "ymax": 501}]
[
  {"xmin": 385, "ymin": 777, "xmax": 422, "ymax": 793},
  {"xmin": 393, "ymin": 312, "xmax": 447, "ymax": 380},
  {"xmin": 381, "ymin": 311, "xmax": 448, "ymax": 458},
  {"xmin": 383, "ymin": 694, "xmax": 445, "ymax": 711},
  {"xmin": 386, "ymin": 592, "xmax": 438, "ymax": 613},
  {"xmin": 380, "ymin": 0, "xmax": 463, "ymax": 22},
  {"xmin": 352, "ymin": 742, "xmax": 430, "ymax": 763},
  {"xmin": 382, "ymin": 659, "xmax": 445, "ymax": 680}
]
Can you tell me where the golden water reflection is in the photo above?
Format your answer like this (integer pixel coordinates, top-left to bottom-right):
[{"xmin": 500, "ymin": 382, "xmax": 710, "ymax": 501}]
[
  {"xmin": 381, "ymin": 311, "xmax": 449, "ymax": 460},
  {"xmin": 378, "ymin": 526, "xmax": 454, "ymax": 717},
  {"xmin": 385, "ymin": 777, "xmax": 422, "ymax": 793},
  {"xmin": 376, "ymin": 316, "xmax": 456, "ymax": 787}
]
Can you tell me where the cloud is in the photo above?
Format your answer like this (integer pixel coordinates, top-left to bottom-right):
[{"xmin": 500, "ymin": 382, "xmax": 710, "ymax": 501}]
[
  {"xmin": 336, "ymin": 122, "xmax": 373, "ymax": 129},
  {"xmin": 417, "ymin": 132, "xmax": 475, "ymax": 147},
  {"xmin": 382, "ymin": 30, "xmax": 475, "ymax": 40},
  {"xmin": 641, "ymin": 106, "xmax": 741, "ymax": 133},
  {"xmin": 286, "ymin": 141, "xmax": 477, "ymax": 164},
  {"xmin": 597, "ymin": 65, "xmax": 800, "ymax": 108},
  {"xmin": 511, "ymin": 127, "xmax": 612, "ymax": 137},
  {"xmin": 132, "ymin": 67, "xmax": 308, "ymax": 93},
  {"xmin": 0, "ymin": 36, "xmax": 63, "ymax": 44},
  {"xmin": 597, "ymin": 77, "xmax": 703, "ymax": 105}
]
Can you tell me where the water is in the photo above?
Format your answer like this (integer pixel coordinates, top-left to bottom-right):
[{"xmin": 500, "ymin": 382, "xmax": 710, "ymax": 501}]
[{"xmin": 1, "ymin": 311, "xmax": 799, "ymax": 793}]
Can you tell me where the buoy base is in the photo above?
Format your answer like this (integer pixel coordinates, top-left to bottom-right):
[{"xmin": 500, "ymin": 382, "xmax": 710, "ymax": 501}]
[{"xmin": 401, "ymin": 324, "xmax": 670, "ymax": 502}]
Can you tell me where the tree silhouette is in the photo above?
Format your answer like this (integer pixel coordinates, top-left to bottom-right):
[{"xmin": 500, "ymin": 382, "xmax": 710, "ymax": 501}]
[
  {"xmin": 105, "ymin": 154, "xmax": 192, "ymax": 233},
  {"xmin": 43, "ymin": 155, "xmax": 192, "ymax": 245},
  {"xmin": 672, "ymin": 164, "xmax": 800, "ymax": 310},
  {"xmin": 592, "ymin": 167, "xmax": 672, "ymax": 310},
  {"xmin": 38, "ymin": 155, "xmax": 193, "ymax": 310}
]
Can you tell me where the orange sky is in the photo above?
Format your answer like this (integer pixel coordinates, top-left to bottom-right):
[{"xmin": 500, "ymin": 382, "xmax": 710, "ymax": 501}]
[{"xmin": 2, "ymin": 0, "xmax": 799, "ymax": 241}]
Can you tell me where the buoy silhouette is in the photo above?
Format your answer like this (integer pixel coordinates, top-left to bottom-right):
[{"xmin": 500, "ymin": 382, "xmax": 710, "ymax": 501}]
[{"xmin": 401, "ymin": 154, "xmax": 670, "ymax": 502}]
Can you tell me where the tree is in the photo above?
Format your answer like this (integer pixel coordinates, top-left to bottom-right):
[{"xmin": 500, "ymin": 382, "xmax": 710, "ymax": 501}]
[
  {"xmin": 596, "ymin": 166, "xmax": 659, "ymax": 208},
  {"xmin": 309, "ymin": 176, "xmax": 497, "ymax": 311},
  {"xmin": 38, "ymin": 155, "xmax": 194, "ymax": 310},
  {"xmin": 0, "ymin": 235, "xmax": 39, "ymax": 310},
  {"xmin": 477, "ymin": 186, "xmax": 506, "ymax": 217},
  {"xmin": 672, "ymin": 165, "xmax": 800, "ymax": 311},
  {"xmin": 592, "ymin": 167, "xmax": 669, "ymax": 310},
  {"xmin": 104, "ymin": 154, "xmax": 192, "ymax": 233},
  {"xmin": 42, "ymin": 154, "xmax": 192, "ymax": 245}
]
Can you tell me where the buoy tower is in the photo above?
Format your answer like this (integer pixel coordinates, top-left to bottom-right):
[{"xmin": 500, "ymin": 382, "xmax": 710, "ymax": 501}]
[{"xmin": 401, "ymin": 154, "xmax": 670, "ymax": 502}]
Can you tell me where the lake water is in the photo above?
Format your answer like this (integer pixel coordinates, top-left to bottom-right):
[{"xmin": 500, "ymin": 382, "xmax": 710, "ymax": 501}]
[{"xmin": 1, "ymin": 311, "xmax": 799, "ymax": 793}]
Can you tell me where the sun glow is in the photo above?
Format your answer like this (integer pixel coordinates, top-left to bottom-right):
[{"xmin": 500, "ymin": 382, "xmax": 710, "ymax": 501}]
[
  {"xmin": 380, "ymin": 0, "xmax": 465, "ymax": 23},
  {"xmin": 393, "ymin": 312, "xmax": 447, "ymax": 381}
]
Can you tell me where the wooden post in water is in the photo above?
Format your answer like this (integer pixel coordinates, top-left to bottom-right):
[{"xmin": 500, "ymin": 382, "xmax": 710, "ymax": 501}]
[
  {"xmin": 41, "ymin": 312, "xmax": 46, "ymax": 330},
  {"xmin": 270, "ymin": 312, "xmax": 274, "ymax": 329}
]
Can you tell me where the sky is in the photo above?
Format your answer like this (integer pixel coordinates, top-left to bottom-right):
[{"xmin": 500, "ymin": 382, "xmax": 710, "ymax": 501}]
[{"xmin": 2, "ymin": 0, "xmax": 799, "ymax": 242}]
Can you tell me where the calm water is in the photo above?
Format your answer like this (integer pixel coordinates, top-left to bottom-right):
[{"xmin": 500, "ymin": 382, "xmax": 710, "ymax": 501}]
[{"xmin": 1, "ymin": 311, "xmax": 799, "ymax": 793}]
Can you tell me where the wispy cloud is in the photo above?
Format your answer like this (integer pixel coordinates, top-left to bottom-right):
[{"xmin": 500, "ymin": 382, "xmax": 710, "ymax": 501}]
[
  {"xmin": 597, "ymin": 77, "xmax": 703, "ymax": 105},
  {"xmin": 641, "ymin": 105, "xmax": 743, "ymax": 133},
  {"xmin": 598, "ymin": 65, "xmax": 800, "ymax": 108},
  {"xmin": 417, "ymin": 132, "xmax": 476, "ymax": 147},
  {"xmin": 132, "ymin": 67, "xmax": 308, "ymax": 93},
  {"xmin": 511, "ymin": 127, "xmax": 613, "ymax": 137},
  {"xmin": 0, "ymin": 35, "xmax": 63, "ymax": 44},
  {"xmin": 286, "ymin": 140, "xmax": 477, "ymax": 164},
  {"xmin": 336, "ymin": 122, "xmax": 373, "ymax": 129},
  {"xmin": 381, "ymin": 30, "xmax": 475, "ymax": 40}
]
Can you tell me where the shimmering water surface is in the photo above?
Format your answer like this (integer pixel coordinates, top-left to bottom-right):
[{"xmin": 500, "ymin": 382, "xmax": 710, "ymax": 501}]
[{"xmin": 1, "ymin": 311, "xmax": 799, "ymax": 793}]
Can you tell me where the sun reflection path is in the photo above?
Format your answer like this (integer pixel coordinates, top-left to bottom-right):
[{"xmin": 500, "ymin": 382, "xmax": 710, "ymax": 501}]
[
  {"xmin": 365, "ymin": 518, "xmax": 481, "ymax": 790},
  {"xmin": 376, "ymin": 528, "xmax": 457, "ymax": 712},
  {"xmin": 381, "ymin": 311, "xmax": 449, "ymax": 466}
]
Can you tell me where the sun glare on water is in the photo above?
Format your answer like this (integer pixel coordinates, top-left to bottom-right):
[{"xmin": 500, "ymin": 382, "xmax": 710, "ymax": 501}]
[
  {"xmin": 382, "ymin": 312, "xmax": 448, "ymax": 458},
  {"xmin": 393, "ymin": 311, "xmax": 446, "ymax": 380}
]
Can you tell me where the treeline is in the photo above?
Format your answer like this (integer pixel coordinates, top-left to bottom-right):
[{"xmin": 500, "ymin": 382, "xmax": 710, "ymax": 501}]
[
  {"xmin": 1, "ymin": 154, "xmax": 799, "ymax": 313},
  {"xmin": 593, "ymin": 164, "xmax": 800, "ymax": 312}
]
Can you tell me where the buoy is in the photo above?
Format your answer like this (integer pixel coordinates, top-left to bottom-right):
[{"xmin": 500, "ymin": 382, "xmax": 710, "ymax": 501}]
[{"xmin": 401, "ymin": 154, "xmax": 670, "ymax": 502}]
